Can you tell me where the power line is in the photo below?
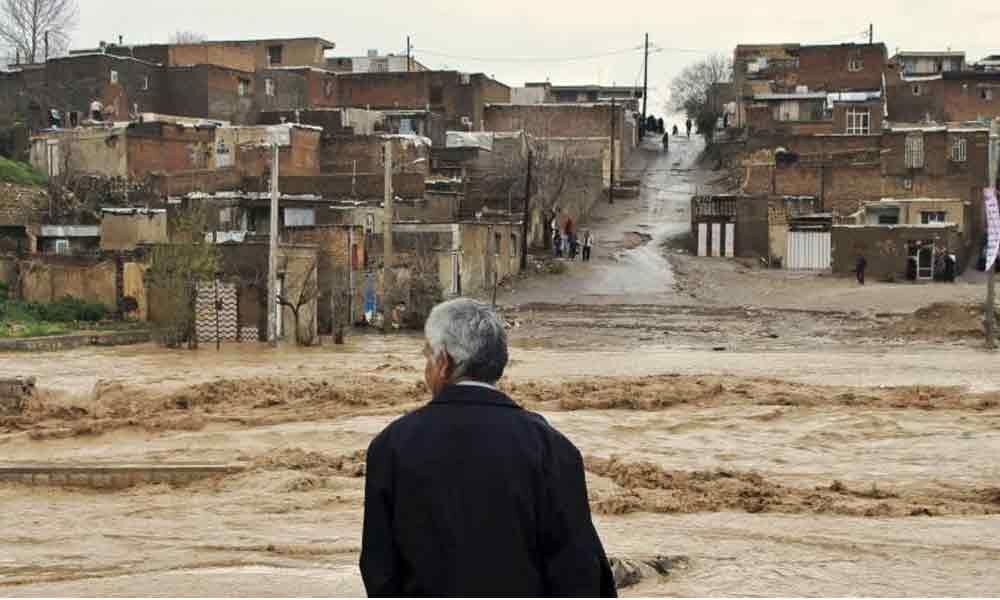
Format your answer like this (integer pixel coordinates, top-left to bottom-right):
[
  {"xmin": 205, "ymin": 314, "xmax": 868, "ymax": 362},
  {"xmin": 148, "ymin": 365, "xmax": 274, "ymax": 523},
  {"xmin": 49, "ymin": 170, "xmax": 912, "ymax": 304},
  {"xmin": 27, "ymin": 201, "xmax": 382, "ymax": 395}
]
[{"xmin": 413, "ymin": 45, "xmax": 643, "ymax": 64}]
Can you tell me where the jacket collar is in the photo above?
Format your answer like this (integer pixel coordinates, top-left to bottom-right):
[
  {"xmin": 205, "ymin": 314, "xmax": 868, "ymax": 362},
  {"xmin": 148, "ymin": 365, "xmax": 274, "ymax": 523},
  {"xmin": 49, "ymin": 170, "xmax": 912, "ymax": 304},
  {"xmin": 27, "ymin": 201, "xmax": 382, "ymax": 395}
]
[{"xmin": 430, "ymin": 383, "xmax": 520, "ymax": 408}]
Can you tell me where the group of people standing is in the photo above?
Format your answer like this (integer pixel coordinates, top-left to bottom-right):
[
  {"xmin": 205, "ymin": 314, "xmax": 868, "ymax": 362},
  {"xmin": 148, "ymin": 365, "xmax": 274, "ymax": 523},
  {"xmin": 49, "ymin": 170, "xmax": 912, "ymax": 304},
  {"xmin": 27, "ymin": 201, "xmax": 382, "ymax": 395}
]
[{"xmin": 550, "ymin": 213, "xmax": 594, "ymax": 262}]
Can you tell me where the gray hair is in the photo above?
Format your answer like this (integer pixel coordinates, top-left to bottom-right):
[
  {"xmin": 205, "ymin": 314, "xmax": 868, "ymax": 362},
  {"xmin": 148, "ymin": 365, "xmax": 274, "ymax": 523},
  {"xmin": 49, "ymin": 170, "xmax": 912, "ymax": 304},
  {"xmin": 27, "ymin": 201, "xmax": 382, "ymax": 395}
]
[{"xmin": 424, "ymin": 298, "xmax": 508, "ymax": 384}]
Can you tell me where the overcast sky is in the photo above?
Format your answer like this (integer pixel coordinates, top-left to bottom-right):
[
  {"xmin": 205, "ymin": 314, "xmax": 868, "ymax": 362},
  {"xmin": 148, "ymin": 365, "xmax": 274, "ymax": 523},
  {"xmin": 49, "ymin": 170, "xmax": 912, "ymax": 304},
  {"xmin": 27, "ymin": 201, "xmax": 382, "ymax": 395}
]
[{"xmin": 72, "ymin": 0, "xmax": 997, "ymax": 117}]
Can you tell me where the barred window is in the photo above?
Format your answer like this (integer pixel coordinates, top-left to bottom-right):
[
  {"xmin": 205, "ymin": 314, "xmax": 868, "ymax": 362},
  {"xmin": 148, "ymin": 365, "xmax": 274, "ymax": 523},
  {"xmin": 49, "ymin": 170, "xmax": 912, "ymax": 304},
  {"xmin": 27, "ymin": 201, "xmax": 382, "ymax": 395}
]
[
  {"xmin": 951, "ymin": 138, "xmax": 968, "ymax": 162},
  {"xmin": 905, "ymin": 134, "xmax": 925, "ymax": 169},
  {"xmin": 846, "ymin": 107, "xmax": 870, "ymax": 135}
]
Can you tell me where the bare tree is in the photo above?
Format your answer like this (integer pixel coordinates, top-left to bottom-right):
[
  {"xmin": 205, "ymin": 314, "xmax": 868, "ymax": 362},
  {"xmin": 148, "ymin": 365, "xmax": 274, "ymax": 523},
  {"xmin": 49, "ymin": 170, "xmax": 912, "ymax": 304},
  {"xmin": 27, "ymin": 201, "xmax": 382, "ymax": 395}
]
[
  {"xmin": 0, "ymin": 0, "xmax": 77, "ymax": 64},
  {"xmin": 668, "ymin": 54, "xmax": 732, "ymax": 143},
  {"xmin": 169, "ymin": 30, "xmax": 206, "ymax": 44},
  {"xmin": 277, "ymin": 257, "xmax": 320, "ymax": 346}
]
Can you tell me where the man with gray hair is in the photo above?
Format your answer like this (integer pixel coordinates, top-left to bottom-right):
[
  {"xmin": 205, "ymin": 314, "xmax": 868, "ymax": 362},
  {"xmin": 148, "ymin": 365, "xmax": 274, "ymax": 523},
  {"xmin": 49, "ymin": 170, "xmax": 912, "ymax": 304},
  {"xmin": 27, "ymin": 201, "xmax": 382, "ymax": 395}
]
[{"xmin": 361, "ymin": 298, "xmax": 616, "ymax": 597}]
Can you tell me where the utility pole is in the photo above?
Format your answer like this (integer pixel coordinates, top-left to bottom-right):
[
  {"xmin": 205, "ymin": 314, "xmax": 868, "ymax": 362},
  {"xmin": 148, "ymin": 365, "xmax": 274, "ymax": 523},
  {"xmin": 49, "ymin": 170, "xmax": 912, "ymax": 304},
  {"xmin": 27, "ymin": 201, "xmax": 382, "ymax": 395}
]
[
  {"xmin": 44, "ymin": 31, "xmax": 49, "ymax": 62},
  {"xmin": 406, "ymin": 36, "xmax": 412, "ymax": 72},
  {"xmin": 520, "ymin": 150, "xmax": 533, "ymax": 271},
  {"xmin": 267, "ymin": 142, "xmax": 280, "ymax": 347},
  {"xmin": 869, "ymin": 23, "xmax": 874, "ymax": 44},
  {"xmin": 383, "ymin": 140, "xmax": 394, "ymax": 270},
  {"xmin": 985, "ymin": 119, "xmax": 999, "ymax": 349},
  {"xmin": 641, "ymin": 32, "xmax": 649, "ymax": 140},
  {"xmin": 609, "ymin": 97, "xmax": 616, "ymax": 204}
]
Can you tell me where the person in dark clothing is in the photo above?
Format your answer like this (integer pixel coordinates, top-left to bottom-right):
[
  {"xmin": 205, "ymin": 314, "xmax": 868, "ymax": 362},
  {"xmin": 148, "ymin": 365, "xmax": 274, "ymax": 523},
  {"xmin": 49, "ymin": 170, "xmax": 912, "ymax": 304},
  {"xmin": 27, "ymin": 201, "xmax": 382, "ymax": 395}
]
[
  {"xmin": 685, "ymin": 118, "xmax": 692, "ymax": 138},
  {"xmin": 672, "ymin": 124, "xmax": 679, "ymax": 136},
  {"xmin": 361, "ymin": 298, "xmax": 616, "ymax": 598},
  {"xmin": 944, "ymin": 253, "xmax": 956, "ymax": 282},
  {"xmin": 662, "ymin": 131, "xmax": 669, "ymax": 151},
  {"xmin": 856, "ymin": 255, "xmax": 867, "ymax": 285}
]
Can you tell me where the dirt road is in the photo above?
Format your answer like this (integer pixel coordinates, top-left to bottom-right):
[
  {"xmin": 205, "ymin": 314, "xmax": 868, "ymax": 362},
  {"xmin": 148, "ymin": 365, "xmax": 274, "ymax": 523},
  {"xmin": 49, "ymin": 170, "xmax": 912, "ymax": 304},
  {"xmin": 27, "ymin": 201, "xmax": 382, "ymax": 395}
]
[{"xmin": 3, "ymin": 138, "xmax": 1000, "ymax": 596}]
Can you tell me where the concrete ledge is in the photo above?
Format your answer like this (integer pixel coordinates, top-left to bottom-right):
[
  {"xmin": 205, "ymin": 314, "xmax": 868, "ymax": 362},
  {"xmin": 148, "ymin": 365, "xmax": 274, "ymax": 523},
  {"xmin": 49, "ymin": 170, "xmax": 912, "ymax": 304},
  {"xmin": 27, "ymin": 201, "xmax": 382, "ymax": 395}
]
[
  {"xmin": 0, "ymin": 330, "xmax": 152, "ymax": 353},
  {"xmin": 0, "ymin": 463, "xmax": 245, "ymax": 489}
]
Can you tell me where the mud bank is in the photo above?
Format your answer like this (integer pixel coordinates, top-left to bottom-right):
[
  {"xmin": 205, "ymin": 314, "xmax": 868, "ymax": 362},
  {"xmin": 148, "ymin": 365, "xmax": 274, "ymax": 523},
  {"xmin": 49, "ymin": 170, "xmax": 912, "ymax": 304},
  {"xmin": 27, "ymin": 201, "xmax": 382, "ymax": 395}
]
[
  {"xmin": 586, "ymin": 456, "xmax": 1000, "ymax": 518},
  {"xmin": 5, "ymin": 373, "xmax": 998, "ymax": 441}
]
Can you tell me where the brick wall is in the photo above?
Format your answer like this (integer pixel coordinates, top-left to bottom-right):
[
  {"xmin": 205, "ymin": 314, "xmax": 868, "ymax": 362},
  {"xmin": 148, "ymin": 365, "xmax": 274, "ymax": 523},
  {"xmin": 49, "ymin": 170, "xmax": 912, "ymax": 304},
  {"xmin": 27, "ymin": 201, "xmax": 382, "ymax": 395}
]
[
  {"xmin": 941, "ymin": 76, "xmax": 1000, "ymax": 122},
  {"xmin": 483, "ymin": 104, "xmax": 618, "ymax": 138},
  {"xmin": 320, "ymin": 134, "xmax": 430, "ymax": 176},
  {"xmin": 285, "ymin": 225, "xmax": 366, "ymax": 331},
  {"xmin": 126, "ymin": 122, "xmax": 216, "ymax": 176},
  {"xmin": 831, "ymin": 225, "xmax": 963, "ymax": 279},
  {"xmin": 0, "ymin": 183, "xmax": 48, "ymax": 225},
  {"xmin": 243, "ymin": 173, "xmax": 425, "ymax": 199},
  {"xmin": 168, "ymin": 43, "xmax": 256, "ymax": 72},
  {"xmin": 795, "ymin": 44, "xmax": 887, "ymax": 91}
]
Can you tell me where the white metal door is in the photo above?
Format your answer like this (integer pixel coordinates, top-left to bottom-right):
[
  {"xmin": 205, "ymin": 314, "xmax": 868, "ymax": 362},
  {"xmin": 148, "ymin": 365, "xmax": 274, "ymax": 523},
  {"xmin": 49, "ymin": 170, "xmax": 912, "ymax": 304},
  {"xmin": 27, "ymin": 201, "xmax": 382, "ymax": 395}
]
[
  {"xmin": 697, "ymin": 223, "xmax": 708, "ymax": 257},
  {"xmin": 711, "ymin": 224, "xmax": 722, "ymax": 257},
  {"xmin": 785, "ymin": 231, "xmax": 831, "ymax": 270},
  {"xmin": 724, "ymin": 223, "xmax": 735, "ymax": 257}
]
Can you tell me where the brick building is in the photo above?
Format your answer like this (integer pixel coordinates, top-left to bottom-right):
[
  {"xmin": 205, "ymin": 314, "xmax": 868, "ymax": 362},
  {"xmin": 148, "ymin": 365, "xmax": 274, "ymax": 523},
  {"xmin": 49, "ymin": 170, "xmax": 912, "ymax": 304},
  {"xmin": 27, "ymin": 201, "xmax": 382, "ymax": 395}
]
[
  {"xmin": 733, "ymin": 42, "xmax": 888, "ymax": 131},
  {"xmin": 30, "ymin": 121, "xmax": 321, "ymax": 181},
  {"xmin": 1, "ymin": 37, "xmax": 337, "ymax": 132},
  {"xmin": 334, "ymin": 71, "xmax": 510, "ymax": 144},
  {"xmin": 739, "ymin": 122, "xmax": 989, "ymax": 223},
  {"xmin": 887, "ymin": 68, "xmax": 1000, "ymax": 123}
]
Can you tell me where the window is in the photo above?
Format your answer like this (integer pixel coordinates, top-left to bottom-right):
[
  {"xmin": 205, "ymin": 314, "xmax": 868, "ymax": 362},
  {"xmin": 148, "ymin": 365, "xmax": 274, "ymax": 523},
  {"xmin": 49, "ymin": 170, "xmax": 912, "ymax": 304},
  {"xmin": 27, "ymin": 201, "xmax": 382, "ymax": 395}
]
[
  {"xmin": 878, "ymin": 214, "xmax": 899, "ymax": 225},
  {"xmin": 921, "ymin": 211, "xmax": 947, "ymax": 224},
  {"xmin": 430, "ymin": 85, "xmax": 443, "ymax": 105},
  {"xmin": 951, "ymin": 137, "xmax": 968, "ymax": 162},
  {"xmin": 982, "ymin": 88, "xmax": 995, "ymax": 101},
  {"xmin": 905, "ymin": 134, "xmax": 925, "ymax": 169},
  {"xmin": 494, "ymin": 233, "xmax": 502, "ymax": 256},
  {"xmin": 369, "ymin": 59, "xmax": 388, "ymax": 73},
  {"xmin": 510, "ymin": 234, "xmax": 518, "ymax": 257},
  {"xmin": 267, "ymin": 45, "xmax": 283, "ymax": 66},
  {"xmin": 848, "ymin": 56, "xmax": 864, "ymax": 72},
  {"xmin": 845, "ymin": 107, "xmax": 870, "ymax": 135},
  {"xmin": 141, "ymin": 75, "xmax": 149, "ymax": 90},
  {"xmin": 110, "ymin": 69, "xmax": 118, "ymax": 84},
  {"xmin": 53, "ymin": 239, "xmax": 70, "ymax": 255},
  {"xmin": 323, "ymin": 78, "xmax": 334, "ymax": 97},
  {"xmin": 238, "ymin": 78, "xmax": 250, "ymax": 97},
  {"xmin": 265, "ymin": 78, "xmax": 275, "ymax": 97}
]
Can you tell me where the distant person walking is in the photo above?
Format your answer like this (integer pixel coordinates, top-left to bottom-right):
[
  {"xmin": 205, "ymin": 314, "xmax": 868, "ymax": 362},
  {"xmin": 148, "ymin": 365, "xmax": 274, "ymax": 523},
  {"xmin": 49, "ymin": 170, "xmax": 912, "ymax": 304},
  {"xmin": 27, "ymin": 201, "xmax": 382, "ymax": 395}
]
[
  {"xmin": 685, "ymin": 118, "xmax": 692, "ymax": 138},
  {"xmin": 553, "ymin": 229, "xmax": 562, "ymax": 258},
  {"xmin": 583, "ymin": 230, "xmax": 594, "ymax": 262},
  {"xmin": 855, "ymin": 254, "xmax": 867, "ymax": 285},
  {"xmin": 672, "ymin": 124, "xmax": 679, "ymax": 136},
  {"xmin": 662, "ymin": 131, "xmax": 669, "ymax": 152}
]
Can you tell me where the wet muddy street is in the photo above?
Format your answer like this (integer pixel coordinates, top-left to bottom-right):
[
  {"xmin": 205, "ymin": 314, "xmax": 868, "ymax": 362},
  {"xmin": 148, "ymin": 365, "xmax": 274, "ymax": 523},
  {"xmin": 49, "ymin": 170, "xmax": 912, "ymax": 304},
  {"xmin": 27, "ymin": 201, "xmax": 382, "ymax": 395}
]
[{"xmin": 3, "ymin": 137, "xmax": 1000, "ymax": 596}]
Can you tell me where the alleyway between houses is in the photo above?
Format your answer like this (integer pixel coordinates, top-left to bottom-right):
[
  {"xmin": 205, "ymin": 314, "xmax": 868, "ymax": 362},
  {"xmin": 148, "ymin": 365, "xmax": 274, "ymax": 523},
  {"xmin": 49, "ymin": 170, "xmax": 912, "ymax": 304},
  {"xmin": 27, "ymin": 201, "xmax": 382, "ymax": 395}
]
[
  {"xmin": 3, "ymin": 135, "xmax": 1000, "ymax": 597},
  {"xmin": 500, "ymin": 134, "xmax": 705, "ymax": 305}
]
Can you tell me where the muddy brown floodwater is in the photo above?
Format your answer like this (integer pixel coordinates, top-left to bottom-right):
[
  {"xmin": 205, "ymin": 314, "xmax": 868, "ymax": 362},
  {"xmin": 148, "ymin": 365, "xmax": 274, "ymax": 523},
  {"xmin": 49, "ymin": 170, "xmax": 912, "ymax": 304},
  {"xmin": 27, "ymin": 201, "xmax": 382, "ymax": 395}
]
[{"xmin": 3, "ymin": 137, "xmax": 1000, "ymax": 596}]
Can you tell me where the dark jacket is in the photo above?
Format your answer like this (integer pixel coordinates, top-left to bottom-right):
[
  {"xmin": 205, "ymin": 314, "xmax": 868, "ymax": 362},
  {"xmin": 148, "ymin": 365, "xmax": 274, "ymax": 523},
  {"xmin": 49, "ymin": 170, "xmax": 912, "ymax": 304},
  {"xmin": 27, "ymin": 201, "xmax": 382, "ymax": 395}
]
[{"xmin": 360, "ymin": 383, "xmax": 616, "ymax": 598}]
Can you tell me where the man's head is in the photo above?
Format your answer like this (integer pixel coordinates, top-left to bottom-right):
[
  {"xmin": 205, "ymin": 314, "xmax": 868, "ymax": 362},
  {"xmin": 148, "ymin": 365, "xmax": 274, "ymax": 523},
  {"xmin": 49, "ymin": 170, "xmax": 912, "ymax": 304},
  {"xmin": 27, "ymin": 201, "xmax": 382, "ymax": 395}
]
[{"xmin": 423, "ymin": 298, "xmax": 508, "ymax": 396}]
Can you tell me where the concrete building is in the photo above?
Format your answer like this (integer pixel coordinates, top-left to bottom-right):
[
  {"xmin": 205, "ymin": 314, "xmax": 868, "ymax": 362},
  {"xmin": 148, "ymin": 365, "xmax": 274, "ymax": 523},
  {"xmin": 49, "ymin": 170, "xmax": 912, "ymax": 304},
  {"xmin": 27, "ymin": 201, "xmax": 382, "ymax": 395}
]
[
  {"xmin": 512, "ymin": 82, "xmax": 642, "ymax": 112},
  {"xmin": 326, "ymin": 50, "xmax": 429, "ymax": 74},
  {"xmin": 892, "ymin": 51, "xmax": 966, "ymax": 75}
]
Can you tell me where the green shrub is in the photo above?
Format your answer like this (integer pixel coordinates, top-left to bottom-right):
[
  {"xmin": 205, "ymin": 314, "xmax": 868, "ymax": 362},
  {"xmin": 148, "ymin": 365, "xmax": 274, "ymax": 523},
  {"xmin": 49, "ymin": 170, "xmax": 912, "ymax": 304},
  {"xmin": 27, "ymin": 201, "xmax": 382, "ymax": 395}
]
[
  {"xmin": 0, "ymin": 156, "xmax": 47, "ymax": 186},
  {"xmin": 34, "ymin": 296, "xmax": 108, "ymax": 322}
]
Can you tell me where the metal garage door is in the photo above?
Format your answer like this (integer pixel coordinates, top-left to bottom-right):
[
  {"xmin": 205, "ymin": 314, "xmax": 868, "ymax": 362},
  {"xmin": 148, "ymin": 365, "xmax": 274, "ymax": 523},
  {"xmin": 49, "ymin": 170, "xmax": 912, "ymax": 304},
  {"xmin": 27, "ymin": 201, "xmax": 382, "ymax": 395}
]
[
  {"xmin": 786, "ymin": 230, "xmax": 831, "ymax": 270},
  {"xmin": 697, "ymin": 222, "xmax": 735, "ymax": 258}
]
